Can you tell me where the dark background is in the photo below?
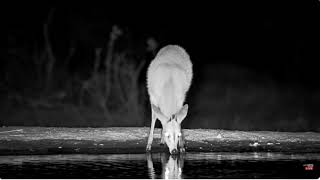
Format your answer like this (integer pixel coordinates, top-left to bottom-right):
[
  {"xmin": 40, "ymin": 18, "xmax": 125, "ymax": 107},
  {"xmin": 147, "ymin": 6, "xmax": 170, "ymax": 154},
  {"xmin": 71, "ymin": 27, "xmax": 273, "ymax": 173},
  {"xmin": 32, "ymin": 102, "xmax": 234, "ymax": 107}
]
[{"xmin": 4, "ymin": 1, "xmax": 320, "ymax": 131}]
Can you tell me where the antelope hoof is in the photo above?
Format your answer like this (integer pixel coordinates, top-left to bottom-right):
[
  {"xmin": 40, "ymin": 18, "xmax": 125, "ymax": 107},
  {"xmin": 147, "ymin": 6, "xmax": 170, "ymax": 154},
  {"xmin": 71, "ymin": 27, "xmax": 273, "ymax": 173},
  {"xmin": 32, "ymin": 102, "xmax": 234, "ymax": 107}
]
[
  {"xmin": 146, "ymin": 144, "xmax": 152, "ymax": 152},
  {"xmin": 160, "ymin": 140, "xmax": 164, "ymax": 145}
]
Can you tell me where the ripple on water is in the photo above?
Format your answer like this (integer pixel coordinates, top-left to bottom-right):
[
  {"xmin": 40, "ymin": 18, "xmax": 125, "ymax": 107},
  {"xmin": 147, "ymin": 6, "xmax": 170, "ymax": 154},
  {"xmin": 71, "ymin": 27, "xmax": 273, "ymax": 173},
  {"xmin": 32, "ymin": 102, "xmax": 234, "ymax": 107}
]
[{"xmin": 0, "ymin": 152, "xmax": 319, "ymax": 178}]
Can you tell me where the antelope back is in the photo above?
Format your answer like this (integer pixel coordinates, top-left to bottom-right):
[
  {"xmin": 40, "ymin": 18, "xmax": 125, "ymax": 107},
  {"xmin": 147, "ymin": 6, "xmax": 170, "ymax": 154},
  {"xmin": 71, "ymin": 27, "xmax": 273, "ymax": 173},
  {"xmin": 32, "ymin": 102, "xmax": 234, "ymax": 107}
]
[{"xmin": 147, "ymin": 45, "xmax": 193, "ymax": 117}]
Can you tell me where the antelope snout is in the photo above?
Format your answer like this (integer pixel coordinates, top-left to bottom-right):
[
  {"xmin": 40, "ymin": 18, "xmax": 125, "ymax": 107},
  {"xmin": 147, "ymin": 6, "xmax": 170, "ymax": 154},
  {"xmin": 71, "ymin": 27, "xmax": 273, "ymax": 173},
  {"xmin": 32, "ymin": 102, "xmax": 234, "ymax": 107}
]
[{"xmin": 171, "ymin": 149, "xmax": 178, "ymax": 155}]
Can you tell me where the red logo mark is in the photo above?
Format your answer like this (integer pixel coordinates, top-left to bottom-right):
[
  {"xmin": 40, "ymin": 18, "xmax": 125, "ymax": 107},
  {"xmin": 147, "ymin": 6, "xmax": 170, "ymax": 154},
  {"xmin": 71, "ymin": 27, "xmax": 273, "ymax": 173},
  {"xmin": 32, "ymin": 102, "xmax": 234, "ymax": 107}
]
[{"xmin": 303, "ymin": 164, "xmax": 314, "ymax": 171}]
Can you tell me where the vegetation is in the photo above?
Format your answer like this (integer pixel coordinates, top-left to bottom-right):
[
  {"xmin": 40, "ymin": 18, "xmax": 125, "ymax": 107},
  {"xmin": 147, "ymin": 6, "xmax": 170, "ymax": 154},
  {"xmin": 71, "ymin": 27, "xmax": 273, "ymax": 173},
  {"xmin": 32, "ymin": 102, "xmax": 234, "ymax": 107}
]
[{"xmin": 3, "ymin": 8, "xmax": 320, "ymax": 132}]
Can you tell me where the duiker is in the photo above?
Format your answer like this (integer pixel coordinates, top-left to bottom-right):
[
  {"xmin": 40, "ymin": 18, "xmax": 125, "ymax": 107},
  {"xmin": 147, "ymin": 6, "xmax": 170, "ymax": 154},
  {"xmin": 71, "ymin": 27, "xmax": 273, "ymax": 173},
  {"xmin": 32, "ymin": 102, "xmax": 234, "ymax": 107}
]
[{"xmin": 146, "ymin": 45, "xmax": 193, "ymax": 154}]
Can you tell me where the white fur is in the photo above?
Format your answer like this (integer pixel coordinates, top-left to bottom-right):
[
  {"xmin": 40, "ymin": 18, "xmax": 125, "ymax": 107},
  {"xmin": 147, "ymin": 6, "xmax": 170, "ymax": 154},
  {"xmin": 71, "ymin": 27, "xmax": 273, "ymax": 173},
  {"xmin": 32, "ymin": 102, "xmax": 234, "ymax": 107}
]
[{"xmin": 147, "ymin": 45, "xmax": 193, "ymax": 117}]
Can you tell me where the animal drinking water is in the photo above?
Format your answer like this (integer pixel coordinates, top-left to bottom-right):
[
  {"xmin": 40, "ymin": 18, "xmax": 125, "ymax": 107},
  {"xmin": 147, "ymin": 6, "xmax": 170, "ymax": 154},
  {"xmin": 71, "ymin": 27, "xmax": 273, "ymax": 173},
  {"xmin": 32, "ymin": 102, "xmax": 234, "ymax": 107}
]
[{"xmin": 146, "ymin": 45, "xmax": 193, "ymax": 154}]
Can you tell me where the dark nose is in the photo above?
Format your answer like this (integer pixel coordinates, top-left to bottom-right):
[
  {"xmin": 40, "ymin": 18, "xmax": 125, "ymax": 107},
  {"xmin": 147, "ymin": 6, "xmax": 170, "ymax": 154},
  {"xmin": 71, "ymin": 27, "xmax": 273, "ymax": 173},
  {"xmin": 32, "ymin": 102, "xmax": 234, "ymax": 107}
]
[{"xmin": 171, "ymin": 149, "xmax": 178, "ymax": 154}]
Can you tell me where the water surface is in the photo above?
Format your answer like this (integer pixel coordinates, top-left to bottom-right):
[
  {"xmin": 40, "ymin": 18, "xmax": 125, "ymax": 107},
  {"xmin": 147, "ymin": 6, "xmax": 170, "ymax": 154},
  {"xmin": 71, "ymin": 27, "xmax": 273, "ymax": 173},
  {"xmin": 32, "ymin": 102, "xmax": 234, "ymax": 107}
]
[{"xmin": 0, "ymin": 152, "xmax": 319, "ymax": 178}]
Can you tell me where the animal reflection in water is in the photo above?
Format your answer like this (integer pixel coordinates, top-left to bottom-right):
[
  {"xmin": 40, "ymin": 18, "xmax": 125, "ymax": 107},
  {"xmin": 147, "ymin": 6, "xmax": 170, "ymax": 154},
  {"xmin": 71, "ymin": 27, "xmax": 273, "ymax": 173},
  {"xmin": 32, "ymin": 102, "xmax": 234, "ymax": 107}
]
[{"xmin": 146, "ymin": 153, "xmax": 185, "ymax": 179}]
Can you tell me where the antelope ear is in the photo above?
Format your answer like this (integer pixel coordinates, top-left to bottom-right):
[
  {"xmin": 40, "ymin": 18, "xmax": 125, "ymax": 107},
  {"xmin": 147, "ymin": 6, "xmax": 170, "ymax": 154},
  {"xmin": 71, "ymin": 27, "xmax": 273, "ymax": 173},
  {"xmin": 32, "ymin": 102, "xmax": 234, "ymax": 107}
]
[
  {"xmin": 151, "ymin": 104, "xmax": 168, "ymax": 122},
  {"xmin": 176, "ymin": 104, "xmax": 188, "ymax": 124}
]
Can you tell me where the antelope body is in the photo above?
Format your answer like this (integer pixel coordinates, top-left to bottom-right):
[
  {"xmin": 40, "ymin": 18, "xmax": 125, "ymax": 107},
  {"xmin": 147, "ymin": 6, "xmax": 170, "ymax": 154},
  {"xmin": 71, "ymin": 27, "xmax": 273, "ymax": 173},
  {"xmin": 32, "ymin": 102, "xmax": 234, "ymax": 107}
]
[{"xmin": 146, "ymin": 45, "xmax": 193, "ymax": 154}]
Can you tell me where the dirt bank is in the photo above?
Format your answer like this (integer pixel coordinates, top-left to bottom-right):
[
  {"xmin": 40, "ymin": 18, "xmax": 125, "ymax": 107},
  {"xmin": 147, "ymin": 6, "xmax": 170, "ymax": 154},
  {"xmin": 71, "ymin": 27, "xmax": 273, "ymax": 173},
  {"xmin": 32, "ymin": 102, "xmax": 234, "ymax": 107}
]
[{"xmin": 0, "ymin": 127, "xmax": 319, "ymax": 155}]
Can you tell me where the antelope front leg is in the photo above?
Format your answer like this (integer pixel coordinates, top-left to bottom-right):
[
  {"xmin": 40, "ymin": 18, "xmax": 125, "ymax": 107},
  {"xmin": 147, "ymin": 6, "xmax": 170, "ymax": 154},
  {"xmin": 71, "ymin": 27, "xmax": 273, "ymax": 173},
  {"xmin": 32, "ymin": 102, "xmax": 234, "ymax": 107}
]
[
  {"xmin": 160, "ymin": 128, "xmax": 165, "ymax": 145},
  {"xmin": 179, "ymin": 131, "xmax": 185, "ymax": 153},
  {"xmin": 146, "ymin": 108, "xmax": 156, "ymax": 152}
]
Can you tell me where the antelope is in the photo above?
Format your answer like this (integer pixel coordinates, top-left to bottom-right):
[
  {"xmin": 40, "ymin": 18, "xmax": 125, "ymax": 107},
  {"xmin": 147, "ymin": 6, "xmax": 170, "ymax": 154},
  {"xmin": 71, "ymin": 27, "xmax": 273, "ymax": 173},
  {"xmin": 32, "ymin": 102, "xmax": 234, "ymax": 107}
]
[{"xmin": 146, "ymin": 45, "xmax": 193, "ymax": 154}]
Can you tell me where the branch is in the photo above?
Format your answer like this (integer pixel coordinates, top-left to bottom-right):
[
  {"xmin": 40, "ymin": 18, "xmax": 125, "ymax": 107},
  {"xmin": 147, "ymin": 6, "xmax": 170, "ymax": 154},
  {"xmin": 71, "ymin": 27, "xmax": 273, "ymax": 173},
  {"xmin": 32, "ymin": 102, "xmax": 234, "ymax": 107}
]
[{"xmin": 43, "ymin": 8, "xmax": 56, "ymax": 93}]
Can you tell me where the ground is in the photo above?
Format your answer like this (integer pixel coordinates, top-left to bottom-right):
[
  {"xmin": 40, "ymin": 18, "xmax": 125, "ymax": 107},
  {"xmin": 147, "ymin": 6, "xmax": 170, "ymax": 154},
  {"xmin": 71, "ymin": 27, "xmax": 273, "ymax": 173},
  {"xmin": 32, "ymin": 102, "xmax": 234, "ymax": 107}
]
[{"xmin": 0, "ymin": 127, "xmax": 319, "ymax": 155}]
